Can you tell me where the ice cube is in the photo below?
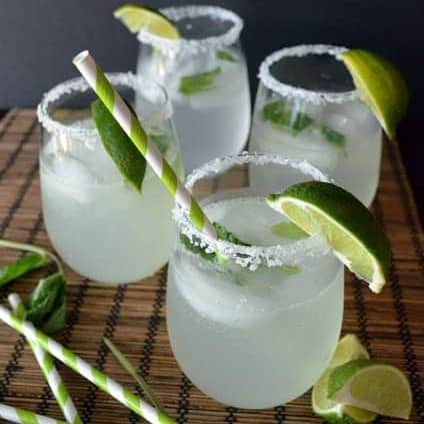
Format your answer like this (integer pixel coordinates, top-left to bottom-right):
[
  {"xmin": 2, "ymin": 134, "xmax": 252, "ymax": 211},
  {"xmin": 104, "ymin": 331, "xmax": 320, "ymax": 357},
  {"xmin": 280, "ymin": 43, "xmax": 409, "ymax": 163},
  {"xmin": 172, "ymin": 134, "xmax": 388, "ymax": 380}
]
[
  {"xmin": 48, "ymin": 154, "xmax": 96, "ymax": 204},
  {"xmin": 67, "ymin": 132, "xmax": 122, "ymax": 184}
]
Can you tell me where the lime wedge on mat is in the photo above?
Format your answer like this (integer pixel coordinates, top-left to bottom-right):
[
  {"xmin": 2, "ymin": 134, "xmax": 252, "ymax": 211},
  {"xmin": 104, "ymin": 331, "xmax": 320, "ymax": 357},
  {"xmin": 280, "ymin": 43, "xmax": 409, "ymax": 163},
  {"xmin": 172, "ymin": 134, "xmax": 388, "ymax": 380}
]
[
  {"xmin": 114, "ymin": 4, "xmax": 179, "ymax": 38},
  {"xmin": 267, "ymin": 182, "xmax": 391, "ymax": 293},
  {"xmin": 341, "ymin": 49, "xmax": 408, "ymax": 140},
  {"xmin": 328, "ymin": 359, "xmax": 412, "ymax": 420},
  {"xmin": 312, "ymin": 334, "xmax": 377, "ymax": 423}
]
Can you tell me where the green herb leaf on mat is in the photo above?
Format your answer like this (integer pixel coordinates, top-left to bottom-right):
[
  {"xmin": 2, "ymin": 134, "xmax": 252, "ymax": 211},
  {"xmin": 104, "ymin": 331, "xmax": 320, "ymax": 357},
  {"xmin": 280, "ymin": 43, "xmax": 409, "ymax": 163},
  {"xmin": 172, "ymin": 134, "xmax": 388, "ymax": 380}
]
[
  {"xmin": 262, "ymin": 100, "xmax": 346, "ymax": 146},
  {"xmin": 92, "ymin": 99, "xmax": 146, "ymax": 192},
  {"xmin": 217, "ymin": 50, "xmax": 237, "ymax": 63},
  {"xmin": 179, "ymin": 67, "xmax": 222, "ymax": 96},
  {"xmin": 0, "ymin": 253, "xmax": 49, "ymax": 287},
  {"xmin": 25, "ymin": 272, "xmax": 67, "ymax": 334},
  {"xmin": 271, "ymin": 221, "xmax": 309, "ymax": 239}
]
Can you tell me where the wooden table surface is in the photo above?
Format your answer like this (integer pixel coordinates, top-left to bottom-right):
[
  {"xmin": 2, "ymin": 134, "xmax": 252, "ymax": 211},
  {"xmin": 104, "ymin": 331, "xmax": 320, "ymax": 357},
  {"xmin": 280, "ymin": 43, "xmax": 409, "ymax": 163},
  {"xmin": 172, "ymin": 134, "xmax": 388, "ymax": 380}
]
[{"xmin": 0, "ymin": 109, "xmax": 423, "ymax": 423}]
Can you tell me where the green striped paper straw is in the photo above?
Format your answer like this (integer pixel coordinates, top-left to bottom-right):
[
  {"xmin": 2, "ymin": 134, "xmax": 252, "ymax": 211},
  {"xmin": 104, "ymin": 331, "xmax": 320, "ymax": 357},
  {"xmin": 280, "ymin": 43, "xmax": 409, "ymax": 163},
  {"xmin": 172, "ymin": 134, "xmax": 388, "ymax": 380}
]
[
  {"xmin": 8, "ymin": 294, "xmax": 82, "ymax": 424},
  {"xmin": 0, "ymin": 304, "xmax": 174, "ymax": 424},
  {"xmin": 72, "ymin": 50, "xmax": 217, "ymax": 240},
  {"xmin": 0, "ymin": 402, "xmax": 66, "ymax": 424}
]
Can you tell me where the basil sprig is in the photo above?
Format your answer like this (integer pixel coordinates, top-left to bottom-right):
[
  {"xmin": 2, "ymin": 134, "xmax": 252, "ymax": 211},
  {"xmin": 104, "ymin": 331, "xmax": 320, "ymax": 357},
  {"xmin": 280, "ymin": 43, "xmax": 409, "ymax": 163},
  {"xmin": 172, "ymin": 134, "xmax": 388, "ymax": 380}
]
[{"xmin": 0, "ymin": 240, "xmax": 67, "ymax": 334}]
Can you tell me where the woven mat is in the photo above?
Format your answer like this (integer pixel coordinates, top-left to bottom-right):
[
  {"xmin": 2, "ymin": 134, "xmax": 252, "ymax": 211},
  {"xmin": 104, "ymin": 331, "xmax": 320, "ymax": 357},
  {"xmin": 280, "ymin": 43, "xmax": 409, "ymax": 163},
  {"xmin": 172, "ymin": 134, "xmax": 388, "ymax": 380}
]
[{"xmin": 0, "ymin": 109, "xmax": 423, "ymax": 424}]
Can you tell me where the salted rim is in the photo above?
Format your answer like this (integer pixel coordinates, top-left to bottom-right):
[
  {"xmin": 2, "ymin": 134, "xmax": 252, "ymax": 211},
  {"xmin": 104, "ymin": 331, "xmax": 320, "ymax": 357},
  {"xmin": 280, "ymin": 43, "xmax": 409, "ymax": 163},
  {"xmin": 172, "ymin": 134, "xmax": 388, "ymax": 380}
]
[
  {"xmin": 173, "ymin": 152, "xmax": 334, "ymax": 269},
  {"xmin": 258, "ymin": 44, "xmax": 360, "ymax": 105},
  {"xmin": 37, "ymin": 72, "xmax": 171, "ymax": 138},
  {"xmin": 137, "ymin": 5, "xmax": 243, "ymax": 55}
]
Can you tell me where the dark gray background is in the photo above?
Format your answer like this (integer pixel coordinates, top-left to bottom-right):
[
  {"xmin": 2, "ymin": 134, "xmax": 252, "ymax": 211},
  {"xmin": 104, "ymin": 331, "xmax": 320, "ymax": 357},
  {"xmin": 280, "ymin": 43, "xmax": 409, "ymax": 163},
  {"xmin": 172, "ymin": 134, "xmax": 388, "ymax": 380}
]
[
  {"xmin": 0, "ymin": 0, "xmax": 422, "ymax": 118},
  {"xmin": 1, "ymin": 0, "xmax": 424, "ymax": 216}
]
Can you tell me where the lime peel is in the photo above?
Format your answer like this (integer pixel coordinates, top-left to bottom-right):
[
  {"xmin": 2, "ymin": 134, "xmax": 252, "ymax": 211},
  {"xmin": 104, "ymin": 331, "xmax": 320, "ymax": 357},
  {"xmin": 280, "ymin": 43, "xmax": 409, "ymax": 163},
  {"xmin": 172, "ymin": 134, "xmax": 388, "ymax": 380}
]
[
  {"xmin": 312, "ymin": 334, "xmax": 376, "ymax": 424},
  {"xmin": 114, "ymin": 4, "xmax": 180, "ymax": 38},
  {"xmin": 267, "ymin": 182, "xmax": 391, "ymax": 294},
  {"xmin": 341, "ymin": 49, "xmax": 409, "ymax": 140},
  {"xmin": 329, "ymin": 360, "xmax": 412, "ymax": 420}
]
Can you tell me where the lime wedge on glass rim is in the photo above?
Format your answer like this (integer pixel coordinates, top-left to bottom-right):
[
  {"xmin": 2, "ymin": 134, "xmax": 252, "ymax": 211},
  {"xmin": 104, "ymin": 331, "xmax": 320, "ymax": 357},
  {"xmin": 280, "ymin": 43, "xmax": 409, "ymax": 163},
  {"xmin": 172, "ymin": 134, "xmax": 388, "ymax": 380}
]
[
  {"xmin": 341, "ymin": 49, "xmax": 409, "ymax": 140},
  {"xmin": 114, "ymin": 4, "xmax": 179, "ymax": 38},
  {"xmin": 267, "ymin": 181, "xmax": 391, "ymax": 293},
  {"xmin": 328, "ymin": 359, "xmax": 412, "ymax": 420},
  {"xmin": 312, "ymin": 334, "xmax": 377, "ymax": 423}
]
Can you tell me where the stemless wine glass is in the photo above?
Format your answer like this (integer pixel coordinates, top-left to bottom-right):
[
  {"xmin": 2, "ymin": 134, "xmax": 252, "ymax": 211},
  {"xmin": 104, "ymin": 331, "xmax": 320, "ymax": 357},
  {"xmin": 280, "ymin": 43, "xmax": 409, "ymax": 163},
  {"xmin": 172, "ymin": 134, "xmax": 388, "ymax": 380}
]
[
  {"xmin": 167, "ymin": 153, "xmax": 344, "ymax": 408},
  {"xmin": 37, "ymin": 73, "xmax": 183, "ymax": 284},
  {"xmin": 250, "ymin": 45, "xmax": 382, "ymax": 206},
  {"xmin": 137, "ymin": 5, "xmax": 251, "ymax": 172}
]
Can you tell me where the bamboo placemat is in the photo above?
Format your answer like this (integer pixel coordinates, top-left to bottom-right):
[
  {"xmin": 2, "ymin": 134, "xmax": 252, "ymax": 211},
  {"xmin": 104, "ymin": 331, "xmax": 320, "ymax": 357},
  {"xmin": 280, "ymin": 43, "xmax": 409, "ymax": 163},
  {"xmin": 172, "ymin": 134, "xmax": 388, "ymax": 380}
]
[{"xmin": 0, "ymin": 109, "xmax": 423, "ymax": 423}]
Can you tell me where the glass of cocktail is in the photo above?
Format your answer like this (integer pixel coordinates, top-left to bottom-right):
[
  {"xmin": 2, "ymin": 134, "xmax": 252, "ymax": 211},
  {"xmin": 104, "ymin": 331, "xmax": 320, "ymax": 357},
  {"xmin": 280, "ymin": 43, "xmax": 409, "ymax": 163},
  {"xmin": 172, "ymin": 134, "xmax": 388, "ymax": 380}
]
[
  {"xmin": 37, "ymin": 73, "xmax": 183, "ymax": 284},
  {"xmin": 167, "ymin": 153, "xmax": 344, "ymax": 408},
  {"xmin": 136, "ymin": 5, "xmax": 251, "ymax": 172},
  {"xmin": 249, "ymin": 45, "xmax": 382, "ymax": 206}
]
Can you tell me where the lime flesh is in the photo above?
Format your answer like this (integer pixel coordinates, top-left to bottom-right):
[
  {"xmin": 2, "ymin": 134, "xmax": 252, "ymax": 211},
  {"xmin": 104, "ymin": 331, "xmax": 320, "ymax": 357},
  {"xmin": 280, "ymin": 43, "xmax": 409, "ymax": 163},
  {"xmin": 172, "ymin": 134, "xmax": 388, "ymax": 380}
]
[
  {"xmin": 312, "ymin": 335, "xmax": 377, "ymax": 424},
  {"xmin": 267, "ymin": 182, "xmax": 391, "ymax": 293},
  {"xmin": 329, "ymin": 360, "xmax": 412, "ymax": 420},
  {"xmin": 114, "ymin": 4, "xmax": 179, "ymax": 38}
]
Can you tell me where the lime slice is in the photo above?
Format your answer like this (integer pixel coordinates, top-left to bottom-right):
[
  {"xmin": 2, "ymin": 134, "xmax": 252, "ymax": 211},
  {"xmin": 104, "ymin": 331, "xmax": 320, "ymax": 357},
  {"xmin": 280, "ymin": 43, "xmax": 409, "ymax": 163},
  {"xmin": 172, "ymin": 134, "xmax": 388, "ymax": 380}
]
[
  {"xmin": 312, "ymin": 335, "xmax": 377, "ymax": 423},
  {"xmin": 328, "ymin": 334, "xmax": 370, "ymax": 367},
  {"xmin": 114, "ymin": 4, "xmax": 179, "ymax": 38},
  {"xmin": 267, "ymin": 181, "xmax": 391, "ymax": 293},
  {"xmin": 328, "ymin": 359, "xmax": 412, "ymax": 420},
  {"xmin": 341, "ymin": 49, "xmax": 409, "ymax": 140}
]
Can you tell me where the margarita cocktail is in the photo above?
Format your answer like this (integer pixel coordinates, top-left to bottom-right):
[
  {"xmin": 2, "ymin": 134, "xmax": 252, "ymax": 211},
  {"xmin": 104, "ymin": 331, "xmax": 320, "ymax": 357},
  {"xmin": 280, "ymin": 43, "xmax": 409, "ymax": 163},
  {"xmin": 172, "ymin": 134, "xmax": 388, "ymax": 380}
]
[
  {"xmin": 136, "ymin": 5, "xmax": 251, "ymax": 172},
  {"xmin": 37, "ymin": 73, "xmax": 183, "ymax": 283},
  {"xmin": 167, "ymin": 154, "xmax": 344, "ymax": 408},
  {"xmin": 249, "ymin": 45, "xmax": 382, "ymax": 206}
]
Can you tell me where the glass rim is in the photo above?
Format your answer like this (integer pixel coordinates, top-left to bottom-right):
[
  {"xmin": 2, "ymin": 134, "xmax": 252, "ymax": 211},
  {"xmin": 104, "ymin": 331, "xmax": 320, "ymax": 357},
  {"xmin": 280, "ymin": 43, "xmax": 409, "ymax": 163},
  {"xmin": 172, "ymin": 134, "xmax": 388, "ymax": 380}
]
[
  {"xmin": 37, "ymin": 72, "xmax": 171, "ymax": 138},
  {"xmin": 137, "ymin": 5, "xmax": 244, "ymax": 55},
  {"xmin": 173, "ymin": 152, "xmax": 333, "ymax": 269},
  {"xmin": 258, "ymin": 44, "xmax": 360, "ymax": 105}
]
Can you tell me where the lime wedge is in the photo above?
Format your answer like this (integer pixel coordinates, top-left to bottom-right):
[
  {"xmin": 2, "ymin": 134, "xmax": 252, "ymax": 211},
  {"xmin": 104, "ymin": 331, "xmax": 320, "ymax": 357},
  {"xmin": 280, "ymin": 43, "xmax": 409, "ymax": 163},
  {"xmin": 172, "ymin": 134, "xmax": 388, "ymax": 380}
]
[
  {"xmin": 341, "ymin": 49, "xmax": 409, "ymax": 140},
  {"xmin": 114, "ymin": 4, "xmax": 179, "ymax": 38},
  {"xmin": 91, "ymin": 99, "xmax": 146, "ymax": 192},
  {"xmin": 328, "ymin": 359, "xmax": 412, "ymax": 420},
  {"xmin": 328, "ymin": 334, "xmax": 370, "ymax": 367},
  {"xmin": 267, "ymin": 181, "xmax": 391, "ymax": 293},
  {"xmin": 312, "ymin": 335, "xmax": 377, "ymax": 423}
]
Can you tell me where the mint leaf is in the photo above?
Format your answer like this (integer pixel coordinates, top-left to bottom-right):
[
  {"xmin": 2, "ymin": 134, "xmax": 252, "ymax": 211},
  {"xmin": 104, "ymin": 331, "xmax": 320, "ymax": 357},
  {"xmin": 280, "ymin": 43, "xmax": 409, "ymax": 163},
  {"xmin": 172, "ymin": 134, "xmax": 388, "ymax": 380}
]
[
  {"xmin": 262, "ymin": 100, "xmax": 346, "ymax": 146},
  {"xmin": 214, "ymin": 222, "xmax": 250, "ymax": 247},
  {"xmin": 320, "ymin": 126, "xmax": 346, "ymax": 147},
  {"xmin": 181, "ymin": 223, "xmax": 302, "ymax": 278},
  {"xmin": 271, "ymin": 221, "xmax": 308, "ymax": 239},
  {"xmin": 180, "ymin": 222, "xmax": 250, "ymax": 263},
  {"xmin": 0, "ymin": 253, "xmax": 49, "ymax": 287},
  {"xmin": 92, "ymin": 99, "xmax": 146, "ymax": 192},
  {"xmin": 179, "ymin": 67, "xmax": 222, "ymax": 96},
  {"xmin": 149, "ymin": 127, "xmax": 170, "ymax": 155},
  {"xmin": 262, "ymin": 100, "xmax": 313, "ymax": 134},
  {"xmin": 279, "ymin": 264, "xmax": 301, "ymax": 275},
  {"xmin": 217, "ymin": 50, "xmax": 237, "ymax": 63},
  {"xmin": 25, "ymin": 272, "xmax": 67, "ymax": 334}
]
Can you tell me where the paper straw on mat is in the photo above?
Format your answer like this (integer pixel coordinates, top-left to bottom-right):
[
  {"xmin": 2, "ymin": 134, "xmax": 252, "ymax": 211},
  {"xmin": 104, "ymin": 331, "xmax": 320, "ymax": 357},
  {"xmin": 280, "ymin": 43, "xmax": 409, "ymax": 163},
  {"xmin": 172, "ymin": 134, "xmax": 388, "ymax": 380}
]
[
  {"xmin": 72, "ymin": 50, "xmax": 217, "ymax": 240},
  {"xmin": 0, "ymin": 402, "xmax": 66, "ymax": 424},
  {"xmin": 8, "ymin": 294, "xmax": 82, "ymax": 424},
  {"xmin": 0, "ymin": 305, "xmax": 174, "ymax": 424}
]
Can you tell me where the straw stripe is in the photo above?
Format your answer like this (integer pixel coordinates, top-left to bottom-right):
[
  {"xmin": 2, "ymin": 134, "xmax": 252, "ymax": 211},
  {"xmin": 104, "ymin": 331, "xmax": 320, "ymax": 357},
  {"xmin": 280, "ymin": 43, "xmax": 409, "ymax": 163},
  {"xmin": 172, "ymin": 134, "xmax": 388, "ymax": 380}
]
[
  {"xmin": 72, "ymin": 50, "xmax": 217, "ymax": 240},
  {"xmin": 0, "ymin": 402, "xmax": 66, "ymax": 424},
  {"xmin": 8, "ymin": 294, "xmax": 82, "ymax": 424},
  {"xmin": 0, "ymin": 305, "xmax": 175, "ymax": 424}
]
